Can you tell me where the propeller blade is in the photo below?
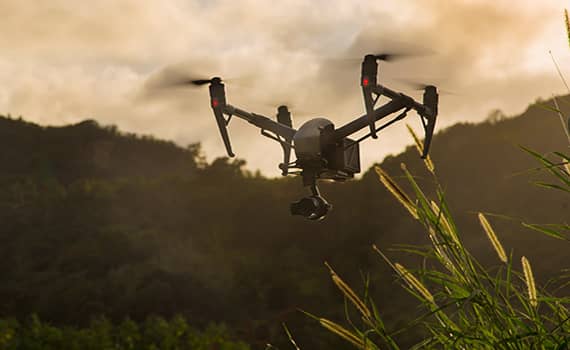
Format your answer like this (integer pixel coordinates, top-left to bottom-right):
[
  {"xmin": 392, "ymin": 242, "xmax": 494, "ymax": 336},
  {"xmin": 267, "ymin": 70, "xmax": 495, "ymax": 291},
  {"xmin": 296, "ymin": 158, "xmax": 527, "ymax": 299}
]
[
  {"xmin": 323, "ymin": 49, "xmax": 433, "ymax": 69},
  {"xmin": 261, "ymin": 101, "xmax": 313, "ymax": 117},
  {"xmin": 143, "ymin": 61, "xmax": 226, "ymax": 90},
  {"xmin": 395, "ymin": 78, "xmax": 457, "ymax": 96},
  {"xmin": 190, "ymin": 79, "xmax": 213, "ymax": 86},
  {"xmin": 373, "ymin": 52, "xmax": 410, "ymax": 62},
  {"xmin": 149, "ymin": 71, "xmax": 252, "ymax": 90},
  {"xmin": 145, "ymin": 72, "xmax": 213, "ymax": 90},
  {"xmin": 401, "ymin": 80, "xmax": 431, "ymax": 91}
]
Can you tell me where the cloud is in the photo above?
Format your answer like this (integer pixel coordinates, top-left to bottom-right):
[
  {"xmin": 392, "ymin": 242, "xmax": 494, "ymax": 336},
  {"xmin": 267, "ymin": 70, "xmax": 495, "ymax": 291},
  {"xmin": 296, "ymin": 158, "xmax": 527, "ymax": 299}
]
[{"xmin": 0, "ymin": 0, "xmax": 569, "ymax": 176}]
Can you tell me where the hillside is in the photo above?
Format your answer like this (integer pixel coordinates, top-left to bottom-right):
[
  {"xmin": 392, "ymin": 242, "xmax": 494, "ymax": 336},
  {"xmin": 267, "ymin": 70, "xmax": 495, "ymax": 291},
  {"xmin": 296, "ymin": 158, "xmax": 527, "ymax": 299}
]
[{"xmin": 0, "ymin": 96, "xmax": 568, "ymax": 348}]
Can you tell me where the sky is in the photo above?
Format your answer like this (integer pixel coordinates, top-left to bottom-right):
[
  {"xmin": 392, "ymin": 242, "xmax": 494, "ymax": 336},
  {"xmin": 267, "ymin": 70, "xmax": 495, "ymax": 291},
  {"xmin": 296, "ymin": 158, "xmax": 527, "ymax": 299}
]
[{"xmin": 1, "ymin": 0, "xmax": 570, "ymax": 176}]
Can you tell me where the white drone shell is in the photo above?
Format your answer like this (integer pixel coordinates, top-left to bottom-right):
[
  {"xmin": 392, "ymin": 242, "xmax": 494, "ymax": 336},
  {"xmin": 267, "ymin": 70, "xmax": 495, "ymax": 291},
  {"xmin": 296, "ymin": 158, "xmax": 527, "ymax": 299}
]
[{"xmin": 293, "ymin": 118, "xmax": 334, "ymax": 160}]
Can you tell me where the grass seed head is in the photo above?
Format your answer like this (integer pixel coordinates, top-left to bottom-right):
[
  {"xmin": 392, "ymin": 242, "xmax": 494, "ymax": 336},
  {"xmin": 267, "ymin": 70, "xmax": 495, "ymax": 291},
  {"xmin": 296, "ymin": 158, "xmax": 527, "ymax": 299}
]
[
  {"xmin": 375, "ymin": 166, "xmax": 419, "ymax": 219},
  {"xmin": 521, "ymin": 256, "xmax": 538, "ymax": 308},
  {"xmin": 395, "ymin": 263, "xmax": 435, "ymax": 304},
  {"xmin": 478, "ymin": 213, "xmax": 508, "ymax": 263},
  {"xmin": 406, "ymin": 124, "xmax": 435, "ymax": 173},
  {"xmin": 319, "ymin": 318, "xmax": 366, "ymax": 349},
  {"xmin": 430, "ymin": 200, "xmax": 460, "ymax": 245},
  {"xmin": 325, "ymin": 262, "xmax": 372, "ymax": 320}
]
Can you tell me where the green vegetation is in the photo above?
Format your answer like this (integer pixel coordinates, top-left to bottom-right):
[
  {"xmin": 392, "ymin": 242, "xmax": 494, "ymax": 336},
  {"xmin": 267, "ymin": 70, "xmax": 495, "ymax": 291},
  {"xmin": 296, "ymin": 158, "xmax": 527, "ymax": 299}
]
[
  {"xmin": 313, "ymin": 51, "xmax": 570, "ymax": 346},
  {"xmin": 0, "ymin": 315, "xmax": 249, "ymax": 350},
  {"xmin": 315, "ymin": 131, "xmax": 570, "ymax": 348},
  {"xmin": 0, "ymin": 94, "xmax": 568, "ymax": 348}
]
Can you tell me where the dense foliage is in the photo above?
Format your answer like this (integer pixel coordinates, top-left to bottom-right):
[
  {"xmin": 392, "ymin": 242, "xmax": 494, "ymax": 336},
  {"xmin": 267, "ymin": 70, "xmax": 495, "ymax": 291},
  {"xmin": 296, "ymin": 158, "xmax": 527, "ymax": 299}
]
[
  {"xmin": 0, "ymin": 96, "xmax": 568, "ymax": 348},
  {"xmin": 0, "ymin": 315, "xmax": 249, "ymax": 350}
]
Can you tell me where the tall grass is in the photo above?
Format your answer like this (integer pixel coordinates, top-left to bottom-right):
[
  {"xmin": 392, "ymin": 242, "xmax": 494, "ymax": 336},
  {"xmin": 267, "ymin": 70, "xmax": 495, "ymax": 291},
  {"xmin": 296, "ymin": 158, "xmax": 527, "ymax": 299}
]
[
  {"xmin": 311, "ymin": 124, "xmax": 570, "ymax": 349},
  {"xmin": 304, "ymin": 18, "xmax": 570, "ymax": 348},
  {"xmin": 310, "ymin": 18, "xmax": 570, "ymax": 348}
]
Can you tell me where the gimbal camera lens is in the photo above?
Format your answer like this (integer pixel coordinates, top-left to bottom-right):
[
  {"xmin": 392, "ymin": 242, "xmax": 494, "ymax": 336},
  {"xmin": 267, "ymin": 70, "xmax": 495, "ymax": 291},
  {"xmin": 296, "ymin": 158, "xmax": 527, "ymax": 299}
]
[{"xmin": 290, "ymin": 195, "xmax": 332, "ymax": 221}]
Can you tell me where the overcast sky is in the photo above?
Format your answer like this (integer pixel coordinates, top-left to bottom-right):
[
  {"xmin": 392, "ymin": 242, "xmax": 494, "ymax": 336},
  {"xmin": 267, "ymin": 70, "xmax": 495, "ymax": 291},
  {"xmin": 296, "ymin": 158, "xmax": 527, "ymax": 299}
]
[{"xmin": 1, "ymin": 0, "xmax": 569, "ymax": 176}]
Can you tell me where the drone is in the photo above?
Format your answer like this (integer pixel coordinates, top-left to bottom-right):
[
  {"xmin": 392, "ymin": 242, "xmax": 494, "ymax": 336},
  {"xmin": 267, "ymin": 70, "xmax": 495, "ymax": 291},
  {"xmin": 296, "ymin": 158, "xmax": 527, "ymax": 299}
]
[{"xmin": 183, "ymin": 53, "xmax": 438, "ymax": 220}]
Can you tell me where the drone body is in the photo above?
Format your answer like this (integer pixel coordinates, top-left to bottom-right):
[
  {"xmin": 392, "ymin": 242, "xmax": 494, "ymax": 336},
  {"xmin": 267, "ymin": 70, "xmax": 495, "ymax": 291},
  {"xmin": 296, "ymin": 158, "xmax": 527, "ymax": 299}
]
[
  {"xmin": 293, "ymin": 118, "xmax": 360, "ymax": 181},
  {"xmin": 197, "ymin": 54, "xmax": 438, "ymax": 220}
]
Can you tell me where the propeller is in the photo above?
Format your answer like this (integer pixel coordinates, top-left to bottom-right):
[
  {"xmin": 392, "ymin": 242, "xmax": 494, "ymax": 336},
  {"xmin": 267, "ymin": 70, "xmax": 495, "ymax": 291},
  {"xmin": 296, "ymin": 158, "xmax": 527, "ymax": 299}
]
[
  {"xmin": 373, "ymin": 52, "xmax": 413, "ymax": 62},
  {"xmin": 395, "ymin": 78, "xmax": 457, "ymax": 96},
  {"xmin": 144, "ymin": 62, "xmax": 254, "ymax": 92},
  {"xmin": 188, "ymin": 78, "xmax": 219, "ymax": 86},
  {"xmin": 261, "ymin": 99, "xmax": 315, "ymax": 118},
  {"xmin": 148, "ymin": 73, "xmax": 224, "ymax": 90},
  {"xmin": 324, "ymin": 47, "xmax": 433, "ymax": 67}
]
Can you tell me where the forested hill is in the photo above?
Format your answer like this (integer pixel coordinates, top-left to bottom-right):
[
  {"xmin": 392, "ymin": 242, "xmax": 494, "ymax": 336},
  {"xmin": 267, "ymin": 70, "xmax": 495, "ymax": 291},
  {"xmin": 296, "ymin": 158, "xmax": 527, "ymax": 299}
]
[
  {"xmin": 0, "ymin": 117, "xmax": 201, "ymax": 183},
  {"xmin": 0, "ymin": 96, "xmax": 568, "ymax": 348}
]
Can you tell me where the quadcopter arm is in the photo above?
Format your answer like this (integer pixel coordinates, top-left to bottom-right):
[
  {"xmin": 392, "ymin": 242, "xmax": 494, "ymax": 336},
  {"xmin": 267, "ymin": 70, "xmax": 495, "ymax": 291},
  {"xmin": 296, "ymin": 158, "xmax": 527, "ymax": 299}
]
[
  {"xmin": 334, "ymin": 98, "xmax": 407, "ymax": 140},
  {"xmin": 208, "ymin": 79, "xmax": 296, "ymax": 158},
  {"xmin": 372, "ymin": 85, "xmax": 438, "ymax": 157},
  {"xmin": 356, "ymin": 55, "xmax": 438, "ymax": 158},
  {"xmin": 337, "ymin": 85, "xmax": 438, "ymax": 158},
  {"xmin": 221, "ymin": 104, "xmax": 296, "ymax": 174},
  {"xmin": 347, "ymin": 85, "xmax": 438, "ymax": 158},
  {"xmin": 371, "ymin": 85, "xmax": 434, "ymax": 117},
  {"xmin": 223, "ymin": 104, "xmax": 296, "ymax": 140},
  {"xmin": 211, "ymin": 106, "xmax": 235, "ymax": 157}
]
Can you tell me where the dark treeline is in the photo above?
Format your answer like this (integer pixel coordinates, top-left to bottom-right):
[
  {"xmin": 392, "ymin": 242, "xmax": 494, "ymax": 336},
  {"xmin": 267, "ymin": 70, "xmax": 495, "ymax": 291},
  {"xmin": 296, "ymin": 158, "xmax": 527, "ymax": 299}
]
[
  {"xmin": 0, "ymin": 315, "xmax": 249, "ymax": 350},
  {"xmin": 0, "ymin": 96, "xmax": 568, "ymax": 348}
]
